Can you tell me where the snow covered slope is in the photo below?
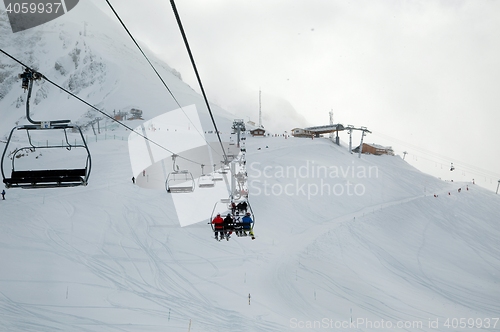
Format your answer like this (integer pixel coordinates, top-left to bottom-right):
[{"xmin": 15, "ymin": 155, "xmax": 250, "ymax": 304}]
[{"xmin": 1, "ymin": 133, "xmax": 499, "ymax": 331}]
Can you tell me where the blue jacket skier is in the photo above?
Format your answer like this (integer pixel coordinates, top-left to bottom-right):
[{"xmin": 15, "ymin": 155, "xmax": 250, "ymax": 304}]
[{"xmin": 241, "ymin": 213, "xmax": 253, "ymax": 231}]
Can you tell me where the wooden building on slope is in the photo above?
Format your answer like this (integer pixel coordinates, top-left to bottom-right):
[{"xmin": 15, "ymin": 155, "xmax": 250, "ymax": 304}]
[{"xmin": 353, "ymin": 143, "xmax": 394, "ymax": 156}]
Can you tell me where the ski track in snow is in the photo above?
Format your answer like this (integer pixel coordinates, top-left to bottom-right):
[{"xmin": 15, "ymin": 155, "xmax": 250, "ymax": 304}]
[
  {"xmin": 1, "ymin": 136, "xmax": 499, "ymax": 331},
  {"xmin": 268, "ymin": 191, "xmax": 436, "ymax": 321},
  {"xmin": 244, "ymin": 138, "xmax": 499, "ymax": 331}
]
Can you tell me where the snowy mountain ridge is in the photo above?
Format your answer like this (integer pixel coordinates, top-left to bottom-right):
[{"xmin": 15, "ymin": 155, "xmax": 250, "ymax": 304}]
[{"xmin": 0, "ymin": 1, "xmax": 234, "ymax": 140}]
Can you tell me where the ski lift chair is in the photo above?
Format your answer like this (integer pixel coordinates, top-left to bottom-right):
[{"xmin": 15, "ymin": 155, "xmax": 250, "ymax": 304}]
[
  {"xmin": 212, "ymin": 172, "xmax": 223, "ymax": 181},
  {"xmin": 2, "ymin": 124, "xmax": 91, "ymax": 189},
  {"xmin": 199, "ymin": 175, "xmax": 215, "ymax": 188},
  {"xmin": 219, "ymin": 162, "xmax": 230, "ymax": 174},
  {"xmin": 211, "ymin": 165, "xmax": 223, "ymax": 181},
  {"xmin": 165, "ymin": 154, "xmax": 195, "ymax": 193},
  {"xmin": 1, "ymin": 69, "xmax": 91, "ymax": 189},
  {"xmin": 198, "ymin": 164, "xmax": 215, "ymax": 188},
  {"xmin": 209, "ymin": 198, "xmax": 255, "ymax": 240}
]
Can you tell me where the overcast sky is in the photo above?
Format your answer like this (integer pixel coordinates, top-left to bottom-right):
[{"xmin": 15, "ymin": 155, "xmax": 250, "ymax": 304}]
[{"xmin": 94, "ymin": 0, "xmax": 500, "ymax": 189}]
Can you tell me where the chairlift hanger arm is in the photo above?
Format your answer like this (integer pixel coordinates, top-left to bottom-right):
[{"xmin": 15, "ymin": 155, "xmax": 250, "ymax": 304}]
[
  {"xmin": 21, "ymin": 68, "xmax": 70, "ymax": 126},
  {"xmin": 63, "ymin": 128, "xmax": 73, "ymax": 150},
  {"xmin": 25, "ymin": 129, "xmax": 35, "ymax": 149},
  {"xmin": 24, "ymin": 75, "xmax": 40, "ymax": 125}
]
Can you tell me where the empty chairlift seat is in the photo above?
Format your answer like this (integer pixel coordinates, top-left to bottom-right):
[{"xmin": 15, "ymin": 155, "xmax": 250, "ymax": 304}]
[
  {"xmin": 5, "ymin": 168, "xmax": 88, "ymax": 188},
  {"xmin": 166, "ymin": 170, "xmax": 195, "ymax": 193},
  {"xmin": 1, "ymin": 124, "xmax": 92, "ymax": 189},
  {"xmin": 165, "ymin": 154, "xmax": 197, "ymax": 193}
]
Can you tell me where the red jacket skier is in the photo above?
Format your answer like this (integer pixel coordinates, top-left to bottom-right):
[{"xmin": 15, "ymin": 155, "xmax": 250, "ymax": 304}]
[
  {"xmin": 212, "ymin": 213, "xmax": 225, "ymax": 241},
  {"xmin": 212, "ymin": 214, "xmax": 224, "ymax": 229}
]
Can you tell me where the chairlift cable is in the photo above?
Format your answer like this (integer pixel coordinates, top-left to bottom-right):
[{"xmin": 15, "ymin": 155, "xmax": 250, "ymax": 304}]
[
  {"xmin": 372, "ymin": 131, "xmax": 500, "ymax": 179},
  {"xmin": 104, "ymin": 0, "xmax": 177, "ymax": 104},
  {"xmin": 169, "ymin": 0, "xmax": 228, "ymax": 164},
  {"xmin": 0, "ymin": 49, "xmax": 202, "ymax": 166},
  {"xmin": 400, "ymin": 151, "xmax": 497, "ymax": 180},
  {"xmin": 103, "ymin": 0, "xmax": 225, "ymax": 162}
]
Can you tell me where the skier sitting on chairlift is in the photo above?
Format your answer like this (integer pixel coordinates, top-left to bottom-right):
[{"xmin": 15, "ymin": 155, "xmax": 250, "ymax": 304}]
[
  {"xmin": 212, "ymin": 213, "xmax": 224, "ymax": 241},
  {"xmin": 233, "ymin": 211, "xmax": 243, "ymax": 236},
  {"xmin": 223, "ymin": 214, "xmax": 234, "ymax": 239},
  {"xmin": 237, "ymin": 201, "xmax": 248, "ymax": 213},
  {"xmin": 241, "ymin": 212, "xmax": 253, "ymax": 236}
]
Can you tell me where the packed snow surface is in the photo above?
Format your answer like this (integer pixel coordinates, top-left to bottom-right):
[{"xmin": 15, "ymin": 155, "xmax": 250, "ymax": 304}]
[{"xmin": 1, "ymin": 134, "xmax": 499, "ymax": 331}]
